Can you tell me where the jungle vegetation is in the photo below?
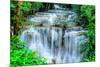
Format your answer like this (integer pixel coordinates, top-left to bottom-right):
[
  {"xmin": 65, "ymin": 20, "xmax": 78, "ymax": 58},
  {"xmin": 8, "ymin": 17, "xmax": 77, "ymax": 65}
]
[{"xmin": 10, "ymin": 0, "xmax": 95, "ymax": 66}]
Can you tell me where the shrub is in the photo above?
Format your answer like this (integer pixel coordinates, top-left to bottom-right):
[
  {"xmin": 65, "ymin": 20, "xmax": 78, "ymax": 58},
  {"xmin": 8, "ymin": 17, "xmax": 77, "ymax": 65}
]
[
  {"xmin": 80, "ymin": 5, "xmax": 95, "ymax": 62},
  {"xmin": 10, "ymin": 35, "xmax": 47, "ymax": 67}
]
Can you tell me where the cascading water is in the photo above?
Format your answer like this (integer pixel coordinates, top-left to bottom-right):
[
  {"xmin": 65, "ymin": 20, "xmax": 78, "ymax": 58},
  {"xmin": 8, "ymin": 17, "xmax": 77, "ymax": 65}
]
[
  {"xmin": 63, "ymin": 30, "xmax": 86, "ymax": 63},
  {"xmin": 21, "ymin": 4, "xmax": 87, "ymax": 64}
]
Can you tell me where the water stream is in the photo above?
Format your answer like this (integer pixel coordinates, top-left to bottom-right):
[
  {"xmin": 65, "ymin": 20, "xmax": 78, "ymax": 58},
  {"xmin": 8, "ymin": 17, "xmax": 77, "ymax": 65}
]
[{"xmin": 21, "ymin": 4, "xmax": 86, "ymax": 64}]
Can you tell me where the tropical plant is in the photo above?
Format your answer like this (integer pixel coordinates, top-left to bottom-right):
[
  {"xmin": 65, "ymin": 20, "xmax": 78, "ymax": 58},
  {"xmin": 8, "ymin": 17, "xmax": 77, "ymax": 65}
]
[
  {"xmin": 10, "ymin": 35, "xmax": 47, "ymax": 67},
  {"xmin": 80, "ymin": 5, "xmax": 95, "ymax": 62}
]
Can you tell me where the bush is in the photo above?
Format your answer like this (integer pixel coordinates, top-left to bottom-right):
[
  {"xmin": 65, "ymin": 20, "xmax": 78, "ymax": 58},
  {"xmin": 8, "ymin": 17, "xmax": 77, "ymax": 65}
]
[
  {"xmin": 80, "ymin": 5, "xmax": 95, "ymax": 62},
  {"xmin": 10, "ymin": 35, "xmax": 47, "ymax": 67}
]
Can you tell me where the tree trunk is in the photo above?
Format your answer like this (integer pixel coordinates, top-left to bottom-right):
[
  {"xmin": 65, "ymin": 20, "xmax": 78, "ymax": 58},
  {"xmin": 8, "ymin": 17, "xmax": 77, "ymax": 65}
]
[{"xmin": 13, "ymin": 1, "xmax": 23, "ymax": 35}]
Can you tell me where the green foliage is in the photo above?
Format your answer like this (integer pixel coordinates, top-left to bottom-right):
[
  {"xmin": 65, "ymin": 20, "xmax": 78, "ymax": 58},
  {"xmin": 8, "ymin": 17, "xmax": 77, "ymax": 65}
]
[
  {"xmin": 81, "ymin": 5, "xmax": 95, "ymax": 21},
  {"xmin": 10, "ymin": 2, "xmax": 16, "ymax": 11},
  {"xmin": 31, "ymin": 2, "xmax": 44, "ymax": 11},
  {"xmin": 72, "ymin": 5, "xmax": 80, "ymax": 12},
  {"xmin": 10, "ymin": 1, "xmax": 44, "ymax": 14},
  {"xmin": 20, "ymin": 2, "xmax": 32, "ymax": 12},
  {"xmin": 80, "ymin": 5, "xmax": 95, "ymax": 62},
  {"xmin": 10, "ymin": 1, "xmax": 44, "ymax": 28},
  {"xmin": 10, "ymin": 35, "xmax": 47, "ymax": 67},
  {"xmin": 82, "ymin": 56, "xmax": 95, "ymax": 62},
  {"xmin": 11, "ymin": 36, "xmax": 25, "ymax": 50},
  {"xmin": 10, "ymin": 1, "xmax": 95, "ymax": 63}
]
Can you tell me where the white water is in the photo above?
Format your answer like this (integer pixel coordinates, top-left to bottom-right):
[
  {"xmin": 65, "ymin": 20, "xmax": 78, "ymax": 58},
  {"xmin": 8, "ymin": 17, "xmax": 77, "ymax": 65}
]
[
  {"xmin": 21, "ymin": 27, "xmax": 86, "ymax": 63},
  {"xmin": 21, "ymin": 4, "xmax": 86, "ymax": 64},
  {"xmin": 28, "ymin": 4, "xmax": 77, "ymax": 26}
]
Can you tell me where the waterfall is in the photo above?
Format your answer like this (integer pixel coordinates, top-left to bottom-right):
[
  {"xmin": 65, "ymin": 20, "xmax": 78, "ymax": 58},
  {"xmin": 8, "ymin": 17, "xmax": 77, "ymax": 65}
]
[
  {"xmin": 63, "ymin": 30, "xmax": 86, "ymax": 63},
  {"xmin": 21, "ymin": 4, "xmax": 87, "ymax": 64},
  {"xmin": 54, "ymin": 4, "xmax": 62, "ymax": 9},
  {"xmin": 21, "ymin": 27, "xmax": 86, "ymax": 63}
]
